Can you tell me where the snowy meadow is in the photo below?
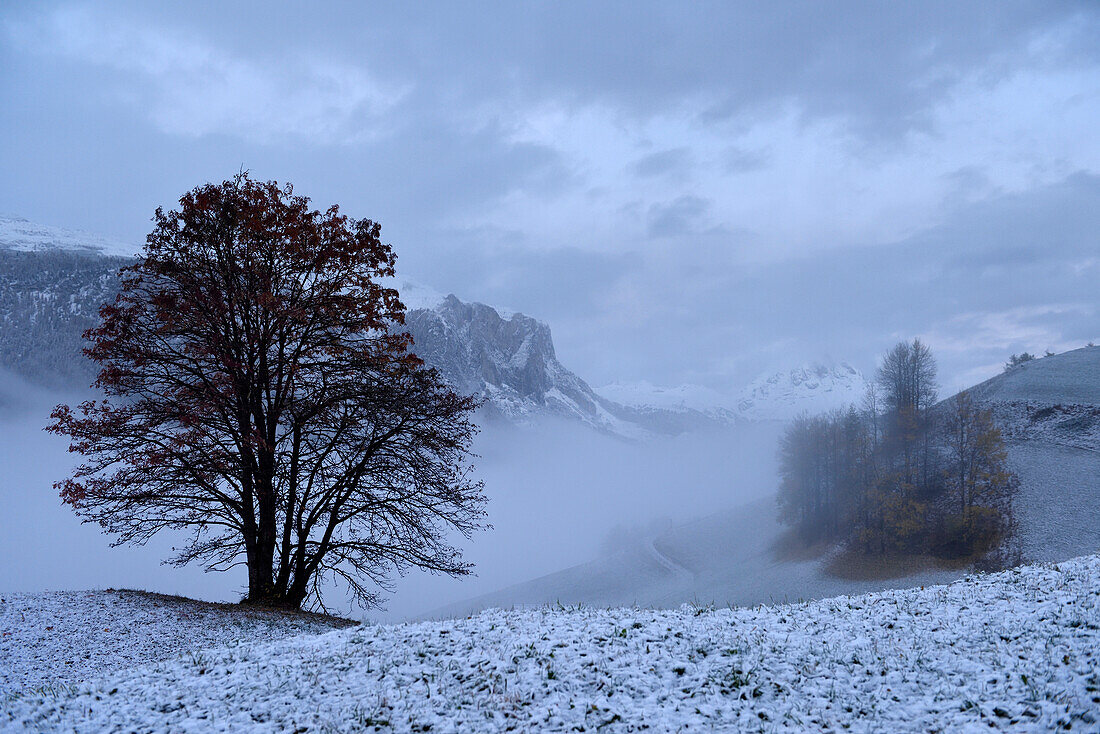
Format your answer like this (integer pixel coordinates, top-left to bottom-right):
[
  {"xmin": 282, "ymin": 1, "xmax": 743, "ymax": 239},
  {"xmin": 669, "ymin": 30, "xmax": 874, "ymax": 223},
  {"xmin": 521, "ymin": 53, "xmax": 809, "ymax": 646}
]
[{"xmin": 4, "ymin": 555, "xmax": 1099, "ymax": 732}]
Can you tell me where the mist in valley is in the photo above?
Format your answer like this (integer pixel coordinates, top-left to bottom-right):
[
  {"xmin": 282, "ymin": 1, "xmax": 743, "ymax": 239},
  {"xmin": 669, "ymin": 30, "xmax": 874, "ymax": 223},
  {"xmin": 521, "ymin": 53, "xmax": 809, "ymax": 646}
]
[{"xmin": 0, "ymin": 366, "xmax": 780, "ymax": 621}]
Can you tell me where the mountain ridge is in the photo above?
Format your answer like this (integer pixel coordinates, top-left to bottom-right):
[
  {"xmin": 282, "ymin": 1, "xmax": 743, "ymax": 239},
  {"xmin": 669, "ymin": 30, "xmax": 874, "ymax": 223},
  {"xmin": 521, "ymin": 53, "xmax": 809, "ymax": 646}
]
[{"xmin": 0, "ymin": 216, "xmax": 867, "ymax": 436}]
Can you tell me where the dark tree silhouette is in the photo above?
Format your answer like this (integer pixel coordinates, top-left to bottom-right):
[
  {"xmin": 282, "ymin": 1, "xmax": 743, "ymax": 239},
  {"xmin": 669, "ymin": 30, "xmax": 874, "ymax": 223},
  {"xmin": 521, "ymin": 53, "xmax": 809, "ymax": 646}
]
[{"xmin": 48, "ymin": 174, "xmax": 487, "ymax": 610}]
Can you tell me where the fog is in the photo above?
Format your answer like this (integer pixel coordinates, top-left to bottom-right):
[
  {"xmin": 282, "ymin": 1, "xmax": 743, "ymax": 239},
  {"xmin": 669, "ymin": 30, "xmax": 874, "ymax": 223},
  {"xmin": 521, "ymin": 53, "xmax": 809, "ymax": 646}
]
[
  {"xmin": 0, "ymin": 370, "xmax": 778, "ymax": 620},
  {"xmin": 0, "ymin": 372, "xmax": 247, "ymax": 601},
  {"xmin": 373, "ymin": 417, "xmax": 781, "ymax": 621}
]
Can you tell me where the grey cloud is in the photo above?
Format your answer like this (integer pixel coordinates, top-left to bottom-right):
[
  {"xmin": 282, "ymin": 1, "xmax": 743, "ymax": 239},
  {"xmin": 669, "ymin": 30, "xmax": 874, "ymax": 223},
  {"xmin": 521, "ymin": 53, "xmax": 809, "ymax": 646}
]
[
  {"xmin": 397, "ymin": 227, "xmax": 641, "ymax": 322},
  {"xmin": 700, "ymin": 172, "xmax": 1100, "ymax": 386},
  {"xmin": 724, "ymin": 146, "xmax": 769, "ymax": 174},
  {"xmin": 647, "ymin": 195, "xmax": 710, "ymax": 238},
  {"xmin": 632, "ymin": 148, "xmax": 692, "ymax": 180},
  {"xmin": 1, "ymin": 1, "xmax": 1098, "ymax": 396},
  {"xmin": 539, "ymin": 171, "xmax": 1100, "ymax": 391},
  {"xmin": 14, "ymin": 2, "xmax": 1097, "ymax": 140}
]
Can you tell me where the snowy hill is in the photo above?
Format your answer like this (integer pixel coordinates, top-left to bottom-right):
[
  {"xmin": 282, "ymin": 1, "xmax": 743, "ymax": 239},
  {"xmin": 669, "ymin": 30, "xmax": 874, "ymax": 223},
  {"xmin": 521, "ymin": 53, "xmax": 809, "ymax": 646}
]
[
  {"xmin": 969, "ymin": 347, "xmax": 1100, "ymax": 405},
  {"xmin": 5, "ymin": 556, "xmax": 1099, "ymax": 731},
  {"xmin": 0, "ymin": 589, "xmax": 355, "ymax": 698},
  {"xmin": 960, "ymin": 346, "xmax": 1100, "ymax": 451}
]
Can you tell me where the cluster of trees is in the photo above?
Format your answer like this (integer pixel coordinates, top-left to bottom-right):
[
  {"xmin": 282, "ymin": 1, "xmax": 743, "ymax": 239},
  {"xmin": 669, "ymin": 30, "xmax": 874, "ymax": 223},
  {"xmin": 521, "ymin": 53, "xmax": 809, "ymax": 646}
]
[
  {"xmin": 1004, "ymin": 352, "xmax": 1037, "ymax": 371},
  {"xmin": 778, "ymin": 339, "xmax": 1018, "ymax": 561},
  {"xmin": 1004, "ymin": 350, "xmax": 1059, "ymax": 372}
]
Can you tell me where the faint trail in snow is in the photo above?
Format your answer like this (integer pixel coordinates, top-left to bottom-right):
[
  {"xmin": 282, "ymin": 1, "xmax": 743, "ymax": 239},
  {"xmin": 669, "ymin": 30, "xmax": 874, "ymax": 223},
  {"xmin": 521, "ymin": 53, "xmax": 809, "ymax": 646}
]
[
  {"xmin": 646, "ymin": 538, "xmax": 694, "ymax": 582},
  {"xmin": 1054, "ymin": 440, "xmax": 1099, "ymax": 454}
]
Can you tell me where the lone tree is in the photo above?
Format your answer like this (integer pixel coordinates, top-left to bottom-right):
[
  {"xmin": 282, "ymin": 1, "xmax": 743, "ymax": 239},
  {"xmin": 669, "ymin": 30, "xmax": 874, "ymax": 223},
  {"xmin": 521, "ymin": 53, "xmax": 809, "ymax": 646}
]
[{"xmin": 48, "ymin": 174, "xmax": 487, "ymax": 610}]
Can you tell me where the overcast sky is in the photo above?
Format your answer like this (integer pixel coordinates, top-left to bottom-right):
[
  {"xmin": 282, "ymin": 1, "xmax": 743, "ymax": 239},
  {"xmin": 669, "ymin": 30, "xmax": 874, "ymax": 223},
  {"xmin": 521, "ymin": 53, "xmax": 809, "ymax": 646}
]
[{"xmin": 2, "ymin": 1, "xmax": 1098, "ymax": 394}]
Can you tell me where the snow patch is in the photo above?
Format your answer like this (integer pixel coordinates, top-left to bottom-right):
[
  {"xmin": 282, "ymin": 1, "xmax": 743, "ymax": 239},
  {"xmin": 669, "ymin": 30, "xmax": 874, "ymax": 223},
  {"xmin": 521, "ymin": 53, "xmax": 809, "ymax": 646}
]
[{"xmin": 595, "ymin": 381, "xmax": 734, "ymax": 413}]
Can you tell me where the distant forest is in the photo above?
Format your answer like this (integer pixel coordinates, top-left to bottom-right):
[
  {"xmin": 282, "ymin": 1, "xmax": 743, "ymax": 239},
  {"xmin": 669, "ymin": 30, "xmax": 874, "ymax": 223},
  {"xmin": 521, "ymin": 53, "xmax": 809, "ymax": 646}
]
[
  {"xmin": 778, "ymin": 339, "xmax": 1018, "ymax": 565},
  {"xmin": 0, "ymin": 250, "xmax": 126, "ymax": 387}
]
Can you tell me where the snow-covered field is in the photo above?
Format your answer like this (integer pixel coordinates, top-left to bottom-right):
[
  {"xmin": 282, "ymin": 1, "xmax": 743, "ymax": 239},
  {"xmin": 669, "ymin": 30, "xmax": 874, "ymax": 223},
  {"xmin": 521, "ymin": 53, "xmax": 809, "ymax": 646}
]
[
  {"xmin": 4, "ymin": 557, "xmax": 1100, "ymax": 732},
  {"xmin": 0, "ymin": 589, "xmax": 355, "ymax": 700}
]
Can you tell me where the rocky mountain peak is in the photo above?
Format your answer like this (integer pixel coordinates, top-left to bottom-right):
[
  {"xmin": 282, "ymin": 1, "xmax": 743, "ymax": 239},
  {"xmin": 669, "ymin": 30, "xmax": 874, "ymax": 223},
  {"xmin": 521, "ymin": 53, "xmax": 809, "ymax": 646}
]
[{"xmin": 406, "ymin": 295, "xmax": 558, "ymax": 401}]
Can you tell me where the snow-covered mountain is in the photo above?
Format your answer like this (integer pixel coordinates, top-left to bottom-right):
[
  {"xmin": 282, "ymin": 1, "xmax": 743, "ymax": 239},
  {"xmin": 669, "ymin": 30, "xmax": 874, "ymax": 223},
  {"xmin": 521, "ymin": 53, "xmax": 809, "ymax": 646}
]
[
  {"xmin": 403, "ymin": 292, "xmax": 650, "ymax": 436},
  {"xmin": 734, "ymin": 362, "xmax": 867, "ymax": 421},
  {"xmin": 0, "ymin": 215, "xmax": 139, "ymax": 258},
  {"xmin": 594, "ymin": 381, "xmax": 736, "ymax": 416},
  {"xmin": 400, "ymin": 289, "xmax": 740, "ymax": 437},
  {"xmin": 598, "ymin": 363, "xmax": 869, "ymax": 423},
  {"xmin": 0, "ymin": 216, "xmax": 873, "ymax": 434}
]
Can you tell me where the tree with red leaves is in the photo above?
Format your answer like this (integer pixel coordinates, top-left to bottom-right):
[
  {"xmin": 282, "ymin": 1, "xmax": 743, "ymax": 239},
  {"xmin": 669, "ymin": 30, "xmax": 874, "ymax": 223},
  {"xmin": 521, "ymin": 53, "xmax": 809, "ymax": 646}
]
[{"xmin": 48, "ymin": 174, "xmax": 486, "ymax": 610}]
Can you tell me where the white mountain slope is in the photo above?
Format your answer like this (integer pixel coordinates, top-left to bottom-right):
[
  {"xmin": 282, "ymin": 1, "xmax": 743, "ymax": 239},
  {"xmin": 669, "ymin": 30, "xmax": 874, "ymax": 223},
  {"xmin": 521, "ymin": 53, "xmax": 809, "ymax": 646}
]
[
  {"xmin": 396, "ymin": 282, "xmax": 735, "ymax": 437},
  {"xmin": 596, "ymin": 363, "xmax": 868, "ymax": 424},
  {"xmin": 6, "ymin": 556, "xmax": 1100, "ymax": 731},
  {"xmin": 0, "ymin": 217, "xmax": 869, "ymax": 434},
  {"xmin": 735, "ymin": 362, "xmax": 867, "ymax": 421},
  {"xmin": 404, "ymin": 292, "xmax": 652, "ymax": 437},
  {"xmin": 594, "ymin": 381, "xmax": 737, "ymax": 416},
  {"xmin": 0, "ymin": 215, "xmax": 139, "ymax": 258},
  {"xmin": 0, "ymin": 223, "xmax": 713, "ymax": 437}
]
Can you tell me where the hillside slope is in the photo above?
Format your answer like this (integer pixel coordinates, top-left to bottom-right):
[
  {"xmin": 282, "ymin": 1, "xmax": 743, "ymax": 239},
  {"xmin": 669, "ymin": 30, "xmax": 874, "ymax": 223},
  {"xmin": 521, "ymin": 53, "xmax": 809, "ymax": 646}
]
[
  {"xmin": 961, "ymin": 346, "xmax": 1100, "ymax": 450},
  {"xmin": 6, "ymin": 555, "xmax": 1099, "ymax": 732},
  {"xmin": 0, "ymin": 589, "xmax": 355, "ymax": 698},
  {"xmin": 427, "ymin": 496, "xmax": 965, "ymax": 619}
]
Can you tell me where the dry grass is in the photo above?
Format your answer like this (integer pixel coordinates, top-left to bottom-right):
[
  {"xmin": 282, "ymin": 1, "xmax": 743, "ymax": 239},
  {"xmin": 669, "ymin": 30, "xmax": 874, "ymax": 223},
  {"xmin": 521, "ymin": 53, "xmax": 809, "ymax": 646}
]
[
  {"xmin": 769, "ymin": 528, "xmax": 834, "ymax": 562},
  {"xmin": 824, "ymin": 549, "xmax": 975, "ymax": 581},
  {"xmin": 107, "ymin": 588, "xmax": 360, "ymax": 628}
]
